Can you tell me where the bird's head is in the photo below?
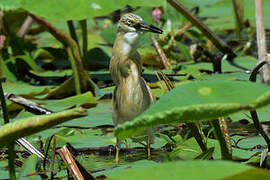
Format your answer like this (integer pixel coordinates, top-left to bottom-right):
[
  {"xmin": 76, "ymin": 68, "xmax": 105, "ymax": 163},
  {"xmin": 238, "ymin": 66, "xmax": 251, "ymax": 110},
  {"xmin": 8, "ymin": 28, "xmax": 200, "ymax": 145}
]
[{"xmin": 118, "ymin": 13, "xmax": 163, "ymax": 34}]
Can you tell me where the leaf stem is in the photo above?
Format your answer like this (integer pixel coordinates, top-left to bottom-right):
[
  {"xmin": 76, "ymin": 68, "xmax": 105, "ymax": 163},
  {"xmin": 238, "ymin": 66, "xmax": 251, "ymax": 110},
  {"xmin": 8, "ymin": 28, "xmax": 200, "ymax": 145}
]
[
  {"xmin": 249, "ymin": 60, "xmax": 267, "ymax": 82},
  {"xmin": 232, "ymin": 0, "xmax": 244, "ymax": 39},
  {"xmin": 249, "ymin": 60, "xmax": 270, "ymax": 151},
  {"xmin": 67, "ymin": 20, "xmax": 79, "ymax": 46},
  {"xmin": 151, "ymin": 35, "xmax": 172, "ymax": 69},
  {"xmin": 210, "ymin": 119, "xmax": 232, "ymax": 160},
  {"xmin": 250, "ymin": 111, "xmax": 270, "ymax": 151},
  {"xmin": 218, "ymin": 117, "xmax": 232, "ymax": 155},
  {"xmin": 8, "ymin": 143, "xmax": 16, "ymax": 180},
  {"xmin": 0, "ymin": 79, "xmax": 16, "ymax": 179},
  {"xmin": 186, "ymin": 123, "xmax": 207, "ymax": 151},
  {"xmin": 79, "ymin": 19, "xmax": 88, "ymax": 67},
  {"xmin": 67, "ymin": 47, "xmax": 81, "ymax": 95}
]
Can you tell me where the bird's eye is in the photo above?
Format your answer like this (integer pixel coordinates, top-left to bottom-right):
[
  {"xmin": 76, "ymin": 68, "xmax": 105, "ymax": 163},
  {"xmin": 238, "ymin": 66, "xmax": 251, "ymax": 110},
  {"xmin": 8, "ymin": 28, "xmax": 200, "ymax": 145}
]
[{"xmin": 127, "ymin": 19, "xmax": 133, "ymax": 26}]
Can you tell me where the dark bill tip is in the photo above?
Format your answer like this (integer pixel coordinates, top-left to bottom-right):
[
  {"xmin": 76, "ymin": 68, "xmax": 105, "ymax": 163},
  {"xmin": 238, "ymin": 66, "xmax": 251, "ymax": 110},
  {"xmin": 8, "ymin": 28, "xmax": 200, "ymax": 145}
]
[{"xmin": 135, "ymin": 22, "xmax": 163, "ymax": 34}]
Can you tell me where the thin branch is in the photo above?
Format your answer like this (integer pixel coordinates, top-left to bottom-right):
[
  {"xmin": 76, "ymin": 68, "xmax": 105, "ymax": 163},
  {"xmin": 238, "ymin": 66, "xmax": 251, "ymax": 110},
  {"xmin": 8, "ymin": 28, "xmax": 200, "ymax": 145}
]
[
  {"xmin": 17, "ymin": 16, "xmax": 34, "ymax": 38},
  {"xmin": 57, "ymin": 146, "xmax": 84, "ymax": 179},
  {"xmin": 255, "ymin": 0, "xmax": 270, "ymax": 84},
  {"xmin": 155, "ymin": 71, "xmax": 167, "ymax": 93},
  {"xmin": 151, "ymin": 35, "xmax": 172, "ymax": 69},
  {"xmin": 249, "ymin": 60, "xmax": 267, "ymax": 82},
  {"xmin": 57, "ymin": 145, "xmax": 96, "ymax": 180},
  {"xmin": 174, "ymin": 22, "xmax": 192, "ymax": 37},
  {"xmin": 250, "ymin": 111, "xmax": 270, "ymax": 151},
  {"xmin": 24, "ymin": 170, "xmax": 56, "ymax": 178},
  {"xmin": 248, "ymin": 59, "xmax": 270, "ymax": 151},
  {"xmin": 16, "ymin": 138, "xmax": 45, "ymax": 160},
  {"xmin": 159, "ymin": 71, "xmax": 175, "ymax": 91},
  {"xmin": 4, "ymin": 93, "xmax": 53, "ymax": 115},
  {"xmin": 167, "ymin": 0, "xmax": 236, "ymax": 60},
  {"xmin": 232, "ymin": 0, "xmax": 244, "ymax": 38}
]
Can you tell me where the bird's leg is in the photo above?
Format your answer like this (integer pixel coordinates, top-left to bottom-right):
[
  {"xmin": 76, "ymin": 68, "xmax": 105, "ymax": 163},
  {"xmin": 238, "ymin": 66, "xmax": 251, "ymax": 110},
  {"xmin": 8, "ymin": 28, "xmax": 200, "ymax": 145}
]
[
  {"xmin": 147, "ymin": 136, "xmax": 151, "ymax": 160},
  {"xmin": 115, "ymin": 138, "xmax": 121, "ymax": 165}
]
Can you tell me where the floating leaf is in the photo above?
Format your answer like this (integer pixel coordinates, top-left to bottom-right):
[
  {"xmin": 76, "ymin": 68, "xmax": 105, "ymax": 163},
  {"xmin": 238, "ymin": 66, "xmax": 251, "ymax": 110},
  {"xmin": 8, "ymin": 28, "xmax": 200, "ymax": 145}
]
[
  {"xmin": 222, "ymin": 56, "xmax": 257, "ymax": 72},
  {"xmin": 2, "ymin": 82, "xmax": 51, "ymax": 97},
  {"xmin": 231, "ymin": 135, "xmax": 270, "ymax": 149},
  {"xmin": 17, "ymin": 155, "xmax": 41, "ymax": 180},
  {"xmin": 56, "ymin": 134, "xmax": 114, "ymax": 148},
  {"xmin": 115, "ymin": 80, "xmax": 270, "ymax": 139},
  {"xmin": 94, "ymin": 160, "xmax": 157, "ymax": 177},
  {"xmin": 43, "ymin": 92, "xmax": 96, "ymax": 112},
  {"xmin": 61, "ymin": 100, "xmax": 113, "ymax": 127}
]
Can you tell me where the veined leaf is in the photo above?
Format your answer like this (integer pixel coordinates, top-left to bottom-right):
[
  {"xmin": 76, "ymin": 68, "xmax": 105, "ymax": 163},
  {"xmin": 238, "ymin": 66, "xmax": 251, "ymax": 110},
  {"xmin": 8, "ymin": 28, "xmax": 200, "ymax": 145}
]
[{"xmin": 115, "ymin": 80, "xmax": 270, "ymax": 139}]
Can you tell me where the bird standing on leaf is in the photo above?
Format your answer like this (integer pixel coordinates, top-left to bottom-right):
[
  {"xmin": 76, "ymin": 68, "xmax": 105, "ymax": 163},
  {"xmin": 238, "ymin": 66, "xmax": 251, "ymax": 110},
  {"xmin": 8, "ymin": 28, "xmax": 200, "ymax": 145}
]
[{"xmin": 109, "ymin": 13, "xmax": 163, "ymax": 164}]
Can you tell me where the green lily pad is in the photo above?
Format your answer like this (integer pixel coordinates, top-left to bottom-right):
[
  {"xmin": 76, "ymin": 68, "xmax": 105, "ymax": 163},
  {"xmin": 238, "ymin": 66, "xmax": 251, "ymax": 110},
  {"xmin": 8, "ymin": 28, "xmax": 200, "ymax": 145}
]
[
  {"xmin": 61, "ymin": 100, "xmax": 113, "ymax": 127},
  {"xmin": 231, "ymin": 135, "xmax": 270, "ymax": 149},
  {"xmin": 115, "ymin": 80, "xmax": 270, "ymax": 139},
  {"xmin": 43, "ymin": 92, "xmax": 96, "ymax": 112},
  {"xmin": 17, "ymin": 155, "xmax": 41, "ymax": 180}
]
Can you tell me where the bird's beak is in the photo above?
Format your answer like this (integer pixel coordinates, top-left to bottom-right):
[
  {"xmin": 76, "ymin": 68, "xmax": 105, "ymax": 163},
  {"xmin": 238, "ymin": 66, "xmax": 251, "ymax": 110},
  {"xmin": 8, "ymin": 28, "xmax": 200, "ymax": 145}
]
[{"xmin": 135, "ymin": 21, "xmax": 163, "ymax": 34}]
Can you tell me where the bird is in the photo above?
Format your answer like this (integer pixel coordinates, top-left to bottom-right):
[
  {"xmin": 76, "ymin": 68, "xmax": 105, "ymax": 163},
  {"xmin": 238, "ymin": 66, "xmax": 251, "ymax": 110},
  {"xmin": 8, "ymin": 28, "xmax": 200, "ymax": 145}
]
[{"xmin": 109, "ymin": 13, "xmax": 163, "ymax": 164}]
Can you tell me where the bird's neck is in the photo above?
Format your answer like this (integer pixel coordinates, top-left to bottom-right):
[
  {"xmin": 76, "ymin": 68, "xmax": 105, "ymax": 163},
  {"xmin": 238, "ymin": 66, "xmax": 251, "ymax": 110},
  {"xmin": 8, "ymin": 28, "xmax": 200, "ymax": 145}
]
[{"xmin": 113, "ymin": 31, "xmax": 142, "ymax": 57}]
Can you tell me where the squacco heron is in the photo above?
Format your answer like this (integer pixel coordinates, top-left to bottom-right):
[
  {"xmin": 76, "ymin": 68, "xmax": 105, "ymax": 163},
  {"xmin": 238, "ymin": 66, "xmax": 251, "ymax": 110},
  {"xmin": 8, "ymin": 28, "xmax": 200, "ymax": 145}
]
[{"xmin": 109, "ymin": 13, "xmax": 162, "ymax": 164}]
